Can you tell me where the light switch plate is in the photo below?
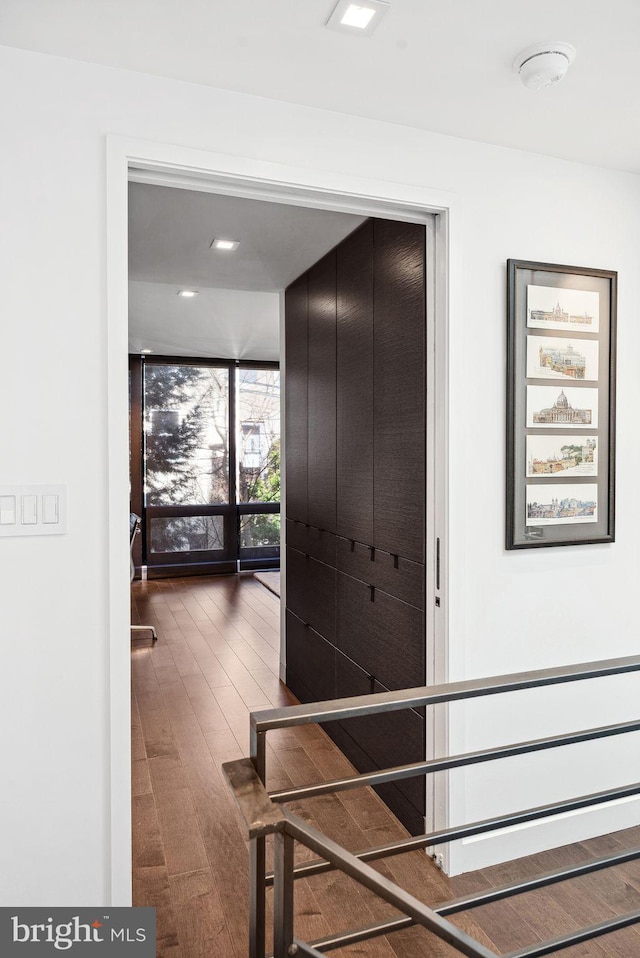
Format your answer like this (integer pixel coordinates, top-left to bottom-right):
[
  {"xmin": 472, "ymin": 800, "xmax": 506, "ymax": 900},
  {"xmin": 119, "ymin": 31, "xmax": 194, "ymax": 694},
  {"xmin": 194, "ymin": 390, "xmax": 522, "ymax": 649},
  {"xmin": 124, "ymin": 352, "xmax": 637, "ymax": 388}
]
[{"xmin": 0, "ymin": 485, "xmax": 67, "ymax": 536}]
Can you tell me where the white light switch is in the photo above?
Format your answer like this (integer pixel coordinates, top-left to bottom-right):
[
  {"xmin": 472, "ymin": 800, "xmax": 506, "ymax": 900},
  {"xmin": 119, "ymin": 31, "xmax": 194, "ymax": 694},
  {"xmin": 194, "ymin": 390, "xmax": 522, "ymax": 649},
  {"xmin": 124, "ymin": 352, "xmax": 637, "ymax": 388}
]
[
  {"xmin": 21, "ymin": 495, "xmax": 37, "ymax": 524},
  {"xmin": 0, "ymin": 495, "xmax": 16, "ymax": 525},
  {"xmin": 0, "ymin": 485, "xmax": 66, "ymax": 536},
  {"xmin": 42, "ymin": 494, "xmax": 59, "ymax": 524}
]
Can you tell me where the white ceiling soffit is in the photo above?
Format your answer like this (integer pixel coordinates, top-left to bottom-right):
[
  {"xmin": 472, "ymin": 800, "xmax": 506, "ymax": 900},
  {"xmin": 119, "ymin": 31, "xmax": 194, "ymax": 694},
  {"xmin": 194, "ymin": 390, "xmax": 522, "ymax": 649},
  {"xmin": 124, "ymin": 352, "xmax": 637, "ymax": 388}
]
[
  {"xmin": 128, "ymin": 182, "xmax": 366, "ymax": 292},
  {"xmin": 128, "ymin": 282, "xmax": 281, "ymax": 361},
  {"xmin": 2, "ymin": 0, "xmax": 640, "ymax": 172}
]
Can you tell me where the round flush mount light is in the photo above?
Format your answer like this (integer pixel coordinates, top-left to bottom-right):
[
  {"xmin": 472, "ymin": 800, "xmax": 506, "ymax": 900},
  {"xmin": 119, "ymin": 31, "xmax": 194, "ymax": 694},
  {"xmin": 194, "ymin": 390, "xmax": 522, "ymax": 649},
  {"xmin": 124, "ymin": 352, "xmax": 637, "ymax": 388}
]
[{"xmin": 513, "ymin": 42, "xmax": 576, "ymax": 91}]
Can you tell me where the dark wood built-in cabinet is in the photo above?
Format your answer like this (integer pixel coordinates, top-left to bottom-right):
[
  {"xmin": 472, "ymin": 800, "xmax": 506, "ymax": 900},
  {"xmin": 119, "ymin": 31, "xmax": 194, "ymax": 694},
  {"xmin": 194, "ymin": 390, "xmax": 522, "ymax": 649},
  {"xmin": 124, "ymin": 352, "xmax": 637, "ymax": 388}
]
[{"xmin": 285, "ymin": 218, "xmax": 427, "ymax": 834}]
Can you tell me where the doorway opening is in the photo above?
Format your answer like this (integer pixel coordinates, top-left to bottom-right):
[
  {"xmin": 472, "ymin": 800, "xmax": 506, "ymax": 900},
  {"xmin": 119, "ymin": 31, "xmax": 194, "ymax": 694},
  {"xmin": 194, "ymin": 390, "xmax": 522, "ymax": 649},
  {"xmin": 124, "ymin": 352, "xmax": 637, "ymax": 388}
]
[{"xmin": 107, "ymin": 137, "xmax": 451, "ymax": 901}]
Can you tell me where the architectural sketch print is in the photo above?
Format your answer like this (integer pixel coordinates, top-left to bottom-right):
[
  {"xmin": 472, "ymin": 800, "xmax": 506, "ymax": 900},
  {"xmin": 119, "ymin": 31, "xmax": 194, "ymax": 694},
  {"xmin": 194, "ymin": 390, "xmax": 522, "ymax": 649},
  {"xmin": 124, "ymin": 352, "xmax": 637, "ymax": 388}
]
[
  {"xmin": 526, "ymin": 336, "xmax": 598, "ymax": 381},
  {"xmin": 526, "ymin": 435, "xmax": 597, "ymax": 478},
  {"xmin": 526, "ymin": 483, "xmax": 598, "ymax": 525},
  {"xmin": 527, "ymin": 284, "xmax": 600, "ymax": 333},
  {"xmin": 526, "ymin": 386, "xmax": 598, "ymax": 429}
]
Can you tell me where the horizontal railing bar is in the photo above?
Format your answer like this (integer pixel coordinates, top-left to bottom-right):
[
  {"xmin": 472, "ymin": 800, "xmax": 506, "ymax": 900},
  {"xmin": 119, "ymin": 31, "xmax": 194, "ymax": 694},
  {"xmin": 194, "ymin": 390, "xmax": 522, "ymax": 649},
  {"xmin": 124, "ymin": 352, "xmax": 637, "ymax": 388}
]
[
  {"xmin": 250, "ymin": 654, "xmax": 640, "ymax": 734},
  {"xmin": 309, "ymin": 904, "xmax": 552, "ymax": 956},
  {"xmin": 306, "ymin": 916, "xmax": 414, "ymax": 953},
  {"xmin": 283, "ymin": 809, "xmax": 500, "ymax": 958},
  {"xmin": 270, "ymin": 780, "xmax": 640, "ymax": 884},
  {"xmin": 286, "ymin": 844, "xmax": 640, "ymax": 953},
  {"xmin": 268, "ymin": 719, "xmax": 640, "ymax": 803},
  {"xmin": 437, "ymin": 844, "xmax": 640, "ymax": 916},
  {"xmin": 504, "ymin": 907, "xmax": 640, "ymax": 958},
  {"xmin": 289, "ymin": 940, "xmax": 332, "ymax": 958}
]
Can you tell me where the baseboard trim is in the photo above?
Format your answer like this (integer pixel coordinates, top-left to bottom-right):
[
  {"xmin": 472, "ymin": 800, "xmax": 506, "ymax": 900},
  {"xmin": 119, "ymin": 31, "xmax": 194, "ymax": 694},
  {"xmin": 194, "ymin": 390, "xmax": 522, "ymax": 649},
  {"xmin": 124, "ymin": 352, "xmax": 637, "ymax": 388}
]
[{"xmin": 452, "ymin": 795, "xmax": 640, "ymax": 875}]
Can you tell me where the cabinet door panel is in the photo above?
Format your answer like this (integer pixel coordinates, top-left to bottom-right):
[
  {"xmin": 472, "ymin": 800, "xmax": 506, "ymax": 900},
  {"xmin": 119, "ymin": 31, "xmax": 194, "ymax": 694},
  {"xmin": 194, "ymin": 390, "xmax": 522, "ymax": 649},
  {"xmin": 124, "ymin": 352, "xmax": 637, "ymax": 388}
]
[
  {"xmin": 332, "ymin": 652, "xmax": 425, "ymax": 831},
  {"xmin": 373, "ymin": 220, "xmax": 425, "ymax": 562},
  {"xmin": 307, "ymin": 251, "xmax": 337, "ymax": 533},
  {"xmin": 286, "ymin": 547, "xmax": 336, "ymax": 644},
  {"xmin": 337, "ymin": 220, "xmax": 374, "ymax": 543},
  {"xmin": 286, "ymin": 610, "xmax": 336, "ymax": 704},
  {"xmin": 337, "ymin": 572, "xmax": 424, "ymax": 691},
  {"xmin": 284, "ymin": 274, "xmax": 308, "ymax": 524}
]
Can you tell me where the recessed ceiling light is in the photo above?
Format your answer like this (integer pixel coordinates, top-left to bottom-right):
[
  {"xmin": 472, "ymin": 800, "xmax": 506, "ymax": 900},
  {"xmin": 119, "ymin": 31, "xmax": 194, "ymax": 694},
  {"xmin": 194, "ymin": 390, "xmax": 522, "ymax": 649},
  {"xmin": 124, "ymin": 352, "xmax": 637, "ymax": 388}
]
[
  {"xmin": 210, "ymin": 238, "xmax": 240, "ymax": 252},
  {"xmin": 326, "ymin": 0, "xmax": 390, "ymax": 36},
  {"xmin": 178, "ymin": 289, "xmax": 198, "ymax": 298},
  {"xmin": 140, "ymin": 349, "xmax": 153, "ymax": 354}
]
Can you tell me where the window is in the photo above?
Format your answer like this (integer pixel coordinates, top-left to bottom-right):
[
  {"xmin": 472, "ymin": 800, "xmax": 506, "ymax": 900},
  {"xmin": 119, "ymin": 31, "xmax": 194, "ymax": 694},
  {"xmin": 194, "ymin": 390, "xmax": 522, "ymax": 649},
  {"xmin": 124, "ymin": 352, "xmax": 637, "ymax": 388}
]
[{"xmin": 131, "ymin": 358, "xmax": 280, "ymax": 575}]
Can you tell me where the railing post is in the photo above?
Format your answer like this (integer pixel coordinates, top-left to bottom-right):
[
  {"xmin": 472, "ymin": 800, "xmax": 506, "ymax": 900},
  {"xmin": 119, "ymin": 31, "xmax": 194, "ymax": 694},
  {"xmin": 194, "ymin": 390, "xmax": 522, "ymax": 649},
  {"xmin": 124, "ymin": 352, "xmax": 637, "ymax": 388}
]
[
  {"xmin": 273, "ymin": 830, "xmax": 295, "ymax": 958},
  {"xmin": 250, "ymin": 726, "xmax": 267, "ymax": 958}
]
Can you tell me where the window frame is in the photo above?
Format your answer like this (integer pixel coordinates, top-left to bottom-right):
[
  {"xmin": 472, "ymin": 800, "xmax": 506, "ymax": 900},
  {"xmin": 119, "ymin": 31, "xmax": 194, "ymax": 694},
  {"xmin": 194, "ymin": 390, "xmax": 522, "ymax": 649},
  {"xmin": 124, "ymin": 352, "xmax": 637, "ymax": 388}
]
[{"xmin": 129, "ymin": 355, "xmax": 280, "ymax": 577}]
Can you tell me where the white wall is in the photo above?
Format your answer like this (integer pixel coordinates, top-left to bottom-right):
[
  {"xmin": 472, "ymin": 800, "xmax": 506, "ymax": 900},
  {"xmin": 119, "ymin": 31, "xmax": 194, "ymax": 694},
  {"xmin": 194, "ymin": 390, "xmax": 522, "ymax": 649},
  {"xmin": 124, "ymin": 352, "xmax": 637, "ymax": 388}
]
[{"xmin": 1, "ymin": 44, "xmax": 639, "ymax": 901}]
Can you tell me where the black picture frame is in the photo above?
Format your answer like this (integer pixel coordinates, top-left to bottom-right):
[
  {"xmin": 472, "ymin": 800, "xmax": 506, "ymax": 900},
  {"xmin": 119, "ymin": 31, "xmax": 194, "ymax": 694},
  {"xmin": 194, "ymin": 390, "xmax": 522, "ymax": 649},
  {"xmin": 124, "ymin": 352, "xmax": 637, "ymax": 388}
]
[{"xmin": 506, "ymin": 259, "xmax": 617, "ymax": 549}]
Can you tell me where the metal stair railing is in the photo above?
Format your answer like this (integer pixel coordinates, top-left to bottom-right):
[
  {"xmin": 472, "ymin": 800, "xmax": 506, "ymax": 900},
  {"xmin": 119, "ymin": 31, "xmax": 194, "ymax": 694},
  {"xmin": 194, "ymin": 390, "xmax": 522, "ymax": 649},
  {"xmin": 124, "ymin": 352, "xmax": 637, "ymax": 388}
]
[{"xmin": 223, "ymin": 653, "xmax": 640, "ymax": 958}]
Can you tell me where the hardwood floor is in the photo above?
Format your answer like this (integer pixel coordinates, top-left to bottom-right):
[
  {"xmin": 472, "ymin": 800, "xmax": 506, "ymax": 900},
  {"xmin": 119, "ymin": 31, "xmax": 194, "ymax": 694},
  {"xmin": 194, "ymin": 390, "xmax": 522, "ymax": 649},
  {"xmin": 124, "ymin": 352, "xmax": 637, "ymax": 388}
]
[{"xmin": 131, "ymin": 575, "xmax": 640, "ymax": 958}]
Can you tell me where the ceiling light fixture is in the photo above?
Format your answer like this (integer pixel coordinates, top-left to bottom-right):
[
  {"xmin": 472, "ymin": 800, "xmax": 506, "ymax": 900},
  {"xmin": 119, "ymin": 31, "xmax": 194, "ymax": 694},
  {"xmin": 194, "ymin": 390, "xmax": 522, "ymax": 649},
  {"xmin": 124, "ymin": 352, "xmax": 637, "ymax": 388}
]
[
  {"xmin": 513, "ymin": 42, "xmax": 576, "ymax": 91},
  {"xmin": 140, "ymin": 349, "xmax": 153, "ymax": 354},
  {"xmin": 178, "ymin": 289, "xmax": 198, "ymax": 298},
  {"xmin": 326, "ymin": 0, "xmax": 390, "ymax": 36},
  {"xmin": 210, "ymin": 238, "xmax": 240, "ymax": 252}
]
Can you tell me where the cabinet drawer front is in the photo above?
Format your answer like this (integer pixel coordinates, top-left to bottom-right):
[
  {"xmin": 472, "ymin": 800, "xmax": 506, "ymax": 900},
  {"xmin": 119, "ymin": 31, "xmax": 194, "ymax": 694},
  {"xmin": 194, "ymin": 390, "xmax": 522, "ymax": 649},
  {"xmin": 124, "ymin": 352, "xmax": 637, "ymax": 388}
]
[
  {"xmin": 286, "ymin": 519, "xmax": 337, "ymax": 567},
  {"xmin": 286, "ymin": 610, "xmax": 336, "ymax": 704},
  {"xmin": 336, "ymin": 572, "xmax": 424, "ymax": 691},
  {"xmin": 336, "ymin": 536, "xmax": 424, "ymax": 609},
  {"xmin": 333, "ymin": 651, "xmax": 426, "ymax": 821},
  {"xmin": 286, "ymin": 547, "xmax": 336, "ymax": 643}
]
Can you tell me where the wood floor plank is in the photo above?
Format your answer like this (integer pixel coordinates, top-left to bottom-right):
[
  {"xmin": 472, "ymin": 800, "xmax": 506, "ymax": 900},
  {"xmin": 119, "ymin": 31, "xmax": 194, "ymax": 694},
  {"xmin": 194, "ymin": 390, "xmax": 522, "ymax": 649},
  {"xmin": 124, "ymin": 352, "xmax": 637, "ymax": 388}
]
[
  {"xmin": 250, "ymin": 667, "xmax": 292, "ymax": 707},
  {"xmin": 154, "ymin": 787, "xmax": 210, "ymax": 877},
  {"xmin": 133, "ymin": 864, "xmax": 182, "ymax": 958},
  {"xmin": 139, "ymin": 706, "xmax": 180, "ymax": 761},
  {"xmin": 169, "ymin": 868, "xmax": 236, "ymax": 958},
  {"xmin": 204, "ymin": 728, "xmax": 245, "ymax": 765},
  {"xmin": 148, "ymin": 754, "xmax": 189, "ymax": 794},
  {"xmin": 132, "ymin": 758, "xmax": 153, "ymax": 797},
  {"xmin": 132, "ymin": 793, "xmax": 166, "ymax": 869}
]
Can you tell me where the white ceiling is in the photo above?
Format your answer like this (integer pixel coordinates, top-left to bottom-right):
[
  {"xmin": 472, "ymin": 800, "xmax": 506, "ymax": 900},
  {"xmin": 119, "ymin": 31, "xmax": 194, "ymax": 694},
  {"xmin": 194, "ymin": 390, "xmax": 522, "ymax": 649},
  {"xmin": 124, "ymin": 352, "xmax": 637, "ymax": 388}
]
[
  {"xmin": 128, "ymin": 183, "xmax": 365, "ymax": 358},
  {"xmin": 2, "ymin": 0, "xmax": 640, "ymax": 172},
  {"xmin": 6, "ymin": 0, "xmax": 640, "ymax": 357}
]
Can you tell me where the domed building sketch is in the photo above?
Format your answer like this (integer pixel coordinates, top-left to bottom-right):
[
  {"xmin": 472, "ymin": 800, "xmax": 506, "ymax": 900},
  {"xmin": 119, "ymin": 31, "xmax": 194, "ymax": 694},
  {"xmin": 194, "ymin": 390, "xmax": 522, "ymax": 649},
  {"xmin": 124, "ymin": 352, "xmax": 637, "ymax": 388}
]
[
  {"xmin": 527, "ymin": 284, "xmax": 600, "ymax": 333},
  {"xmin": 533, "ymin": 389, "xmax": 590, "ymax": 423},
  {"xmin": 526, "ymin": 385, "xmax": 598, "ymax": 429}
]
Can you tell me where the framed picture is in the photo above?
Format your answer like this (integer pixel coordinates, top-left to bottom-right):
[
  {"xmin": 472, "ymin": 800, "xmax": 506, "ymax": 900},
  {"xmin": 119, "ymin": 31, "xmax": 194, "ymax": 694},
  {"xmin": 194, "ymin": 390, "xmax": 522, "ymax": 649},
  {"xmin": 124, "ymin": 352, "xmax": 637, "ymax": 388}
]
[{"xmin": 506, "ymin": 260, "xmax": 616, "ymax": 549}]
